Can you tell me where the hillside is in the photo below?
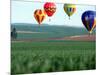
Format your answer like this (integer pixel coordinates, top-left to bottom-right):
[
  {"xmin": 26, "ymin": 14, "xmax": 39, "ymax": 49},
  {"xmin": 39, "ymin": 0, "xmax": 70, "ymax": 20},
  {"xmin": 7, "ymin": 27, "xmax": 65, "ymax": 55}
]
[{"xmin": 11, "ymin": 23, "xmax": 96, "ymax": 39}]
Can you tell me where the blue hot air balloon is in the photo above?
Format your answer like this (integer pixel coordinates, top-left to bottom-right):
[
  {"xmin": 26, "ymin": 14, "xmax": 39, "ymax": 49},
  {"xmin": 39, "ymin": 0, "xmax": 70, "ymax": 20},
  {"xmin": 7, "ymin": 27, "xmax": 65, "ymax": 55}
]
[{"xmin": 81, "ymin": 10, "xmax": 96, "ymax": 34}]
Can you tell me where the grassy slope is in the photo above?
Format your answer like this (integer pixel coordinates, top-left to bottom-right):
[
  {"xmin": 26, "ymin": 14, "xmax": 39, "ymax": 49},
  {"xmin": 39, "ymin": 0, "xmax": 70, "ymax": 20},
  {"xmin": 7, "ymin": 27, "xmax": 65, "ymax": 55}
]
[
  {"xmin": 11, "ymin": 41, "xmax": 96, "ymax": 74},
  {"xmin": 11, "ymin": 24, "xmax": 96, "ymax": 39}
]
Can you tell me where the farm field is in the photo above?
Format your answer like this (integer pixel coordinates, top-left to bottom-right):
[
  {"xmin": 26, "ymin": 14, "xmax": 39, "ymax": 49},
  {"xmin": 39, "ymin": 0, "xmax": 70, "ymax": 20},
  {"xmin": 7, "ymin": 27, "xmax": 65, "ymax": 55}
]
[{"xmin": 11, "ymin": 40, "xmax": 96, "ymax": 74}]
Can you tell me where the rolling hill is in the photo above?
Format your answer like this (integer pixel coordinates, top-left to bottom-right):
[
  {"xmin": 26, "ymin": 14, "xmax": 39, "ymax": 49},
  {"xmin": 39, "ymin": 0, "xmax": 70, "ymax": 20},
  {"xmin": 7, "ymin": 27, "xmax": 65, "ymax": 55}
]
[{"xmin": 11, "ymin": 23, "xmax": 96, "ymax": 39}]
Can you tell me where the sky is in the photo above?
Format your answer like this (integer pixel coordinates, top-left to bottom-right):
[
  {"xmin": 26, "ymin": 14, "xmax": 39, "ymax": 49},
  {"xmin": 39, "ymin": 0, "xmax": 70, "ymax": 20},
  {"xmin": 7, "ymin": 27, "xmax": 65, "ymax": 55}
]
[{"xmin": 11, "ymin": 0, "xmax": 96, "ymax": 27}]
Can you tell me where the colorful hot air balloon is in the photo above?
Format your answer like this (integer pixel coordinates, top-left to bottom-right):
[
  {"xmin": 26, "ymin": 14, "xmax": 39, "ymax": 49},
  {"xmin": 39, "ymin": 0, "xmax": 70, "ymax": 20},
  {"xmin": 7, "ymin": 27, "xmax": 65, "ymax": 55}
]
[
  {"xmin": 34, "ymin": 9, "xmax": 46, "ymax": 25},
  {"xmin": 64, "ymin": 4, "xmax": 76, "ymax": 19},
  {"xmin": 81, "ymin": 10, "xmax": 96, "ymax": 34},
  {"xmin": 44, "ymin": 2, "xmax": 56, "ymax": 21}
]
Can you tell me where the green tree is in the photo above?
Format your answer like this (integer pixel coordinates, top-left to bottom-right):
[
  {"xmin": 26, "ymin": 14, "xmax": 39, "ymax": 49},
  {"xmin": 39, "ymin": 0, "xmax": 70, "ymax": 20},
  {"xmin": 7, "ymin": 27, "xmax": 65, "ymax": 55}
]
[{"xmin": 11, "ymin": 28, "xmax": 17, "ymax": 39}]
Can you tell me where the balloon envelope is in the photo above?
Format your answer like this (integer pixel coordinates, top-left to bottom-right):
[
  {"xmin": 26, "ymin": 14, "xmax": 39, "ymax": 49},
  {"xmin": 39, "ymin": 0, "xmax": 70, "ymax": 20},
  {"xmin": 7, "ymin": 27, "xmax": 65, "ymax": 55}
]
[
  {"xmin": 34, "ymin": 9, "xmax": 46, "ymax": 25},
  {"xmin": 64, "ymin": 4, "xmax": 76, "ymax": 18},
  {"xmin": 81, "ymin": 10, "xmax": 96, "ymax": 33},
  {"xmin": 44, "ymin": 2, "xmax": 56, "ymax": 17}
]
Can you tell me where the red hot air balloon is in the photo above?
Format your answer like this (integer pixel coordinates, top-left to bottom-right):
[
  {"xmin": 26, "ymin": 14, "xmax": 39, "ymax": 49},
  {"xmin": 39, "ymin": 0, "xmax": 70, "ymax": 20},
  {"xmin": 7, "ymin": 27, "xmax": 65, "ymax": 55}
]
[{"xmin": 44, "ymin": 2, "xmax": 56, "ymax": 17}]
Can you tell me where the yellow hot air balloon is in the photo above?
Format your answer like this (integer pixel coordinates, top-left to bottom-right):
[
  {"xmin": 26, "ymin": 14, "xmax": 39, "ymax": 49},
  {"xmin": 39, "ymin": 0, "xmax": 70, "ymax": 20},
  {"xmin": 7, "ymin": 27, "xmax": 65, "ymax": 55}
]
[
  {"xmin": 34, "ymin": 9, "xmax": 46, "ymax": 25},
  {"xmin": 64, "ymin": 4, "xmax": 76, "ymax": 19}
]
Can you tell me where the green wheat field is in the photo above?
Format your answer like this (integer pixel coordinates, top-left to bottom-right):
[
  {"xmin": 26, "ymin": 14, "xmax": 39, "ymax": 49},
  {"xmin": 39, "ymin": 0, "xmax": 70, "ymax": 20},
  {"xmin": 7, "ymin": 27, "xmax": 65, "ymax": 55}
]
[{"xmin": 11, "ymin": 24, "xmax": 96, "ymax": 74}]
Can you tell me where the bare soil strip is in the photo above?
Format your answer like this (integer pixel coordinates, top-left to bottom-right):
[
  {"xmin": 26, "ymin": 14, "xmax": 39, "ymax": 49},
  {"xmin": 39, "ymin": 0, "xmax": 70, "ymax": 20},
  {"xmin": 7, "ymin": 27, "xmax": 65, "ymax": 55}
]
[{"xmin": 61, "ymin": 35, "xmax": 95, "ymax": 41}]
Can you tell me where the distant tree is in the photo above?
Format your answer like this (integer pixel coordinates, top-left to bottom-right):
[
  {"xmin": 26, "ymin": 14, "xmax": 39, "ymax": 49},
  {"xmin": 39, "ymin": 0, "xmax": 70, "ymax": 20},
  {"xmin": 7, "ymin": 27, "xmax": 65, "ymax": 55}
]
[{"xmin": 11, "ymin": 28, "xmax": 17, "ymax": 39}]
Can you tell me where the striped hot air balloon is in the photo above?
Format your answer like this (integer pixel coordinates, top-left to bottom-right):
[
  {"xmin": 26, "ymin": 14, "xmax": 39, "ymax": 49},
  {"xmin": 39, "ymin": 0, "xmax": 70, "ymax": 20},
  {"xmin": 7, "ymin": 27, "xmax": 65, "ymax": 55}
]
[
  {"xmin": 81, "ymin": 10, "xmax": 96, "ymax": 34},
  {"xmin": 34, "ymin": 9, "xmax": 46, "ymax": 25},
  {"xmin": 64, "ymin": 4, "xmax": 76, "ymax": 19}
]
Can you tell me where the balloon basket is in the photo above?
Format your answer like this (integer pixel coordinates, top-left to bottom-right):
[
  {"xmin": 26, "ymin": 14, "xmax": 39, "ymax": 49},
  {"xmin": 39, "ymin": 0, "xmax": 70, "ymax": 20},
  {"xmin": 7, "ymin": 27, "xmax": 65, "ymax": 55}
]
[
  {"xmin": 88, "ymin": 31, "xmax": 92, "ymax": 37},
  {"xmin": 69, "ymin": 17, "xmax": 70, "ymax": 20},
  {"xmin": 49, "ymin": 18, "xmax": 51, "ymax": 22}
]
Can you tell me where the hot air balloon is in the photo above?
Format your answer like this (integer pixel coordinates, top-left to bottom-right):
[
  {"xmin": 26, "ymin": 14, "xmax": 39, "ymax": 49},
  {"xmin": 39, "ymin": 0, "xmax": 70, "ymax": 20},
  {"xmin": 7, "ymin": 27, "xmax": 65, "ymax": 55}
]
[
  {"xmin": 64, "ymin": 4, "xmax": 76, "ymax": 19},
  {"xmin": 34, "ymin": 9, "xmax": 46, "ymax": 25},
  {"xmin": 44, "ymin": 2, "xmax": 56, "ymax": 21},
  {"xmin": 81, "ymin": 10, "xmax": 96, "ymax": 34}
]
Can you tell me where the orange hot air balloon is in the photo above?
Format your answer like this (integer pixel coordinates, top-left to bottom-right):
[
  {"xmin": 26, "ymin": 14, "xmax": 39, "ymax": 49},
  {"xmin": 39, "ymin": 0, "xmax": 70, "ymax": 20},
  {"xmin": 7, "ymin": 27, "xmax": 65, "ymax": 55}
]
[{"xmin": 34, "ymin": 9, "xmax": 46, "ymax": 25}]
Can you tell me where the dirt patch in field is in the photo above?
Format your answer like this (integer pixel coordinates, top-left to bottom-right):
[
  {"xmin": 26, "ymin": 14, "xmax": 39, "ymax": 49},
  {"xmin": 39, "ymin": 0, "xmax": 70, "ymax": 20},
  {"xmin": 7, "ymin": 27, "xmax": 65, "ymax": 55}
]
[{"xmin": 61, "ymin": 35, "xmax": 96, "ymax": 41}]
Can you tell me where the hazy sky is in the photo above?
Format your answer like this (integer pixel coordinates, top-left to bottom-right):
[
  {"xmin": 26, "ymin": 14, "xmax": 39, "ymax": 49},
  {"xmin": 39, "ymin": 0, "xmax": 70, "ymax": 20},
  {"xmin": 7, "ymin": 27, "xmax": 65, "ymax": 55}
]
[{"xmin": 11, "ymin": 1, "xmax": 96, "ymax": 27}]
